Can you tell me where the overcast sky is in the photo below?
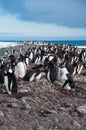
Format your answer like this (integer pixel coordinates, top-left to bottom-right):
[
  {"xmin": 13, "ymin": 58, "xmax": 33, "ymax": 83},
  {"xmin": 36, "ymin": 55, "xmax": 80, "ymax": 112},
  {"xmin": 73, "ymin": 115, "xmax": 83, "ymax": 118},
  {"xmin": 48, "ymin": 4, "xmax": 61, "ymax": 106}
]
[{"xmin": 0, "ymin": 0, "xmax": 86, "ymax": 40}]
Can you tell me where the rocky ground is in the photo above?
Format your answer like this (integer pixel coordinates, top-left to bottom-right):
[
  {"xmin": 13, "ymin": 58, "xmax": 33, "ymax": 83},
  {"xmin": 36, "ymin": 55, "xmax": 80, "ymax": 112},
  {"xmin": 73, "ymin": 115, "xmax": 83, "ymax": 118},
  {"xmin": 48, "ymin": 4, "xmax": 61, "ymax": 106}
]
[{"xmin": 0, "ymin": 44, "xmax": 86, "ymax": 130}]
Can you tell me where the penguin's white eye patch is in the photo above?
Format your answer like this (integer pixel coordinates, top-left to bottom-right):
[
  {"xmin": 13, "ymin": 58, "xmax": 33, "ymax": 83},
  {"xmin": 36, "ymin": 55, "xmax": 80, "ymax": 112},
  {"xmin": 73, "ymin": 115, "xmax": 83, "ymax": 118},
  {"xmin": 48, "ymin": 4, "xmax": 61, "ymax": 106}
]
[
  {"xmin": 8, "ymin": 69, "xmax": 13, "ymax": 73},
  {"xmin": 4, "ymin": 71, "xmax": 7, "ymax": 74}
]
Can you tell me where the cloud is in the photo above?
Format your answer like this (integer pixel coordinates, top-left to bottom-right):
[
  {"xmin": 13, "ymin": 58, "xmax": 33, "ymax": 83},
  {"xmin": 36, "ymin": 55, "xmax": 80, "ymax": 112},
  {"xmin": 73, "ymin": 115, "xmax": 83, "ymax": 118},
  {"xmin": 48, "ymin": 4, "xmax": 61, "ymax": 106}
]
[
  {"xmin": 0, "ymin": 9, "xmax": 86, "ymax": 37},
  {"xmin": 0, "ymin": 0, "xmax": 86, "ymax": 28},
  {"xmin": 0, "ymin": 7, "xmax": 86, "ymax": 40},
  {"xmin": 24, "ymin": 0, "xmax": 86, "ymax": 27}
]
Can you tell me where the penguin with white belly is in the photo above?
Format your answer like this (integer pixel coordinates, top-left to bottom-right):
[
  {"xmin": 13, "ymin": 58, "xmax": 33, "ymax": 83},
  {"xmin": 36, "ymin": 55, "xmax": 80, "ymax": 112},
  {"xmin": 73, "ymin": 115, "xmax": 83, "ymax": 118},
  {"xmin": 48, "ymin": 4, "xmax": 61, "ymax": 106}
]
[{"xmin": 4, "ymin": 68, "xmax": 18, "ymax": 95}]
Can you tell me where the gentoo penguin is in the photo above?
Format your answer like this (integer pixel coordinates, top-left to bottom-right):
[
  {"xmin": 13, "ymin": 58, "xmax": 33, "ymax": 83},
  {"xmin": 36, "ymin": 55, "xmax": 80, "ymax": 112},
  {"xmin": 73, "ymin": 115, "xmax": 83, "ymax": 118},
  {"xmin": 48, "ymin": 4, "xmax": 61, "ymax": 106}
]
[
  {"xmin": 23, "ymin": 69, "xmax": 36, "ymax": 82},
  {"xmin": 60, "ymin": 53, "xmax": 78, "ymax": 75},
  {"xmin": 76, "ymin": 60, "xmax": 83, "ymax": 75},
  {"xmin": 57, "ymin": 66, "xmax": 76, "ymax": 90},
  {"xmin": 46, "ymin": 55, "xmax": 59, "ymax": 83},
  {"xmin": 0, "ymin": 62, "xmax": 6, "ymax": 84},
  {"xmin": 0, "ymin": 59, "xmax": 4, "ymax": 68},
  {"xmin": 35, "ymin": 66, "xmax": 46, "ymax": 81},
  {"xmin": 29, "ymin": 49, "xmax": 34, "ymax": 61},
  {"xmin": 14, "ymin": 58, "xmax": 27, "ymax": 79},
  {"xmin": 0, "ymin": 70, "xmax": 4, "ymax": 84},
  {"xmin": 79, "ymin": 48, "xmax": 86, "ymax": 62},
  {"xmin": 24, "ymin": 51, "xmax": 29, "ymax": 66},
  {"xmin": 46, "ymin": 61, "xmax": 58, "ymax": 83},
  {"xmin": 4, "ymin": 68, "xmax": 18, "ymax": 95},
  {"xmin": 61, "ymin": 73, "xmax": 75, "ymax": 90},
  {"xmin": 45, "ymin": 54, "xmax": 76, "ymax": 90},
  {"xmin": 23, "ymin": 65, "xmax": 46, "ymax": 82}
]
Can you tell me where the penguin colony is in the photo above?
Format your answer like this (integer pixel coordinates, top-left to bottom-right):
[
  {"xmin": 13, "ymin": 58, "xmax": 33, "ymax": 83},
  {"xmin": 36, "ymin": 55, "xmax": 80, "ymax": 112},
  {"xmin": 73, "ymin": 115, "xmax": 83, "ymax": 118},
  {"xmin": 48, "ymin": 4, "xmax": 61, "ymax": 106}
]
[{"xmin": 0, "ymin": 42, "xmax": 86, "ymax": 95}]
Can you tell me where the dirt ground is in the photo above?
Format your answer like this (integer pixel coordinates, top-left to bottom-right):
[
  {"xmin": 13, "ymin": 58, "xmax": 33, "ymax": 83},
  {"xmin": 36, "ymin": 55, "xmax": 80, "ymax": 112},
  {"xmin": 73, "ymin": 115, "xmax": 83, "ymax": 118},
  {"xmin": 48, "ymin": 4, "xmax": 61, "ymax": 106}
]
[
  {"xmin": 0, "ymin": 71, "xmax": 86, "ymax": 130},
  {"xmin": 0, "ymin": 44, "xmax": 86, "ymax": 130}
]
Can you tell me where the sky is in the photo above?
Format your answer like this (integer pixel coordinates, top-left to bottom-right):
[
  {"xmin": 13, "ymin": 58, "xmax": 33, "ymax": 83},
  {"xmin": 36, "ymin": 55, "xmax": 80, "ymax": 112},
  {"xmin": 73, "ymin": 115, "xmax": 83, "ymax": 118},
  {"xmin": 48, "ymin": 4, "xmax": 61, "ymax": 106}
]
[{"xmin": 0, "ymin": 0, "xmax": 86, "ymax": 40}]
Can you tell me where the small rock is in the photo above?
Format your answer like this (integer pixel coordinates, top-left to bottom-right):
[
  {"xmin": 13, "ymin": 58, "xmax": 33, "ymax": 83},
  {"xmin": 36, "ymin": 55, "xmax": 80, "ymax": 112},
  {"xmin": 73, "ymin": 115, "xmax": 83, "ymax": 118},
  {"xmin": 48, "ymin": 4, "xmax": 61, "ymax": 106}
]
[
  {"xmin": 21, "ymin": 98, "xmax": 31, "ymax": 109},
  {"xmin": 32, "ymin": 124, "xmax": 39, "ymax": 130},
  {"xmin": 10, "ymin": 126, "xmax": 17, "ymax": 130},
  {"xmin": 12, "ymin": 103, "xmax": 18, "ymax": 107},
  {"xmin": 4, "ymin": 97, "xmax": 17, "ymax": 103},
  {"xmin": 0, "ymin": 119, "xmax": 4, "ymax": 126},
  {"xmin": 38, "ymin": 109, "xmax": 52, "ymax": 117},
  {"xmin": 61, "ymin": 103, "xmax": 72, "ymax": 108},
  {"xmin": 38, "ymin": 125, "xmax": 44, "ymax": 130},
  {"xmin": 0, "ymin": 111, "xmax": 4, "ymax": 126},
  {"xmin": 21, "ymin": 98, "xmax": 27, "ymax": 105},
  {"xmin": 0, "ymin": 110, "xmax": 4, "ymax": 117},
  {"xmin": 20, "ymin": 105, "xmax": 26, "ymax": 110},
  {"xmin": 32, "ymin": 125, "xmax": 44, "ymax": 130},
  {"xmin": 76, "ymin": 105, "xmax": 86, "ymax": 115},
  {"xmin": 73, "ymin": 120, "xmax": 81, "ymax": 128},
  {"xmin": 19, "ymin": 89, "xmax": 28, "ymax": 93},
  {"xmin": 25, "ymin": 104, "xmax": 31, "ymax": 109},
  {"xmin": 59, "ymin": 107, "xmax": 68, "ymax": 111},
  {"xmin": 53, "ymin": 123, "xmax": 63, "ymax": 130},
  {"xmin": 80, "ymin": 127, "xmax": 86, "ymax": 130},
  {"xmin": 7, "ymin": 103, "xmax": 18, "ymax": 108},
  {"xmin": 55, "ymin": 117, "xmax": 59, "ymax": 123}
]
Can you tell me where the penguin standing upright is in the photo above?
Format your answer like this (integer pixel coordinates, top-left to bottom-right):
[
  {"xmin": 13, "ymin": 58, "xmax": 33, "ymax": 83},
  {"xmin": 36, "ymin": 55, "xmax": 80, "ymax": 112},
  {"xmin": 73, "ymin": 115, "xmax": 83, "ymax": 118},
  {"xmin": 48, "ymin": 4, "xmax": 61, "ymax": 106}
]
[
  {"xmin": 24, "ymin": 51, "xmax": 29, "ymax": 66},
  {"xmin": 4, "ymin": 68, "xmax": 18, "ymax": 95},
  {"xmin": 46, "ymin": 61, "xmax": 58, "ymax": 83},
  {"xmin": 14, "ymin": 61, "xmax": 26, "ymax": 79}
]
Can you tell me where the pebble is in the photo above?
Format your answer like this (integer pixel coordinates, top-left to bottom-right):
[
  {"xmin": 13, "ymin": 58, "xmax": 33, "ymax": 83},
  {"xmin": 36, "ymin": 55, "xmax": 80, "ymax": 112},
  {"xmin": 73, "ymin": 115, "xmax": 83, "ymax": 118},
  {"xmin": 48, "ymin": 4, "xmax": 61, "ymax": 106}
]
[
  {"xmin": 53, "ymin": 123, "xmax": 64, "ymax": 130},
  {"xmin": 55, "ymin": 117, "xmax": 59, "ymax": 123},
  {"xmin": 0, "ymin": 110, "xmax": 4, "ymax": 117},
  {"xmin": 80, "ymin": 128, "xmax": 86, "ymax": 130},
  {"xmin": 21, "ymin": 97, "xmax": 31, "ymax": 109},
  {"xmin": 73, "ymin": 120, "xmax": 81, "ymax": 128},
  {"xmin": 0, "ymin": 119, "xmax": 4, "ymax": 126},
  {"xmin": 32, "ymin": 124, "xmax": 39, "ymax": 130},
  {"xmin": 7, "ymin": 103, "xmax": 18, "ymax": 108},
  {"xmin": 76, "ymin": 105, "xmax": 86, "ymax": 115},
  {"xmin": 19, "ymin": 89, "xmax": 28, "ymax": 93},
  {"xmin": 0, "ymin": 110, "xmax": 4, "ymax": 126},
  {"xmin": 32, "ymin": 125, "xmax": 44, "ymax": 130},
  {"xmin": 3, "ymin": 97, "xmax": 18, "ymax": 103},
  {"xmin": 10, "ymin": 126, "xmax": 17, "ymax": 130}
]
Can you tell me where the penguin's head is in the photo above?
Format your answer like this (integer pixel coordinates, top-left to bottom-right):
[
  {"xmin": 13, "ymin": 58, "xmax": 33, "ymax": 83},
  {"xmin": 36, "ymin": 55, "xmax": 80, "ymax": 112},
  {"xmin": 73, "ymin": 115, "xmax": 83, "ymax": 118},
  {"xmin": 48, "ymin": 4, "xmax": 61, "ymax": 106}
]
[
  {"xmin": 8, "ymin": 68, "xmax": 13, "ymax": 74},
  {"xmin": 4, "ymin": 62, "xmax": 14, "ymax": 75}
]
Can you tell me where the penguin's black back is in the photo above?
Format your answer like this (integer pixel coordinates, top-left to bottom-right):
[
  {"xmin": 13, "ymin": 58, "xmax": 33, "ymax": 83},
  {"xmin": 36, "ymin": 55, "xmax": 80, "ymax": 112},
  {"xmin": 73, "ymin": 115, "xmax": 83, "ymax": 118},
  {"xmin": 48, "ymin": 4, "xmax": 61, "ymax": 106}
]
[
  {"xmin": 7, "ymin": 72, "xmax": 18, "ymax": 94},
  {"xmin": 48, "ymin": 62, "xmax": 57, "ymax": 82}
]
